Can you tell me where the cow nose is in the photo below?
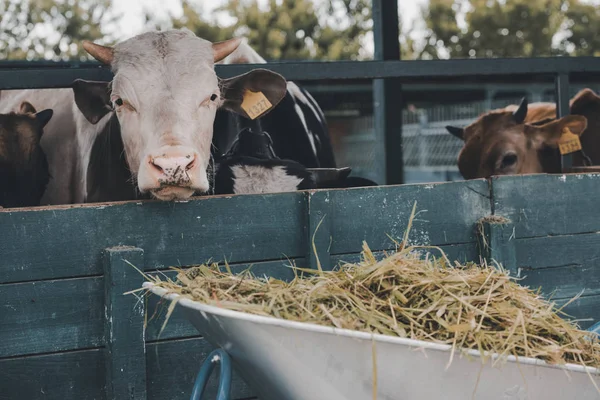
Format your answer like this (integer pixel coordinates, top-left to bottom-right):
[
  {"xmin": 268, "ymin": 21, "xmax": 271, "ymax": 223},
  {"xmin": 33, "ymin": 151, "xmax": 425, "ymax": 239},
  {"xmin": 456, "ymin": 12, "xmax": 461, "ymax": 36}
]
[
  {"xmin": 150, "ymin": 155, "xmax": 195, "ymax": 174},
  {"xmin": 148, "ymin": 152, "xmax": 196, "ymax": 185}
]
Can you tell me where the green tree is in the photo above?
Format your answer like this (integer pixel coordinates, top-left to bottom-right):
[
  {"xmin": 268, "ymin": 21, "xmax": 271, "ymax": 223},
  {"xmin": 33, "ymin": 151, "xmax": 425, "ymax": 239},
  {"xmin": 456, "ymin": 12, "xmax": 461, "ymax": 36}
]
[
  {"xmin": 0, "ymin": 0, "xmax": 115, "ymax": 61},
  {"xmin": 419, "ymin": 0, "xmax": 566, "ymax": 59},
  {"xmin": 166, "ymin": 0, "xmax": 371, "ymax": 61},
  {"xmin": 560, "ymin": 1, "xmax": 600, "ymax": 56}
]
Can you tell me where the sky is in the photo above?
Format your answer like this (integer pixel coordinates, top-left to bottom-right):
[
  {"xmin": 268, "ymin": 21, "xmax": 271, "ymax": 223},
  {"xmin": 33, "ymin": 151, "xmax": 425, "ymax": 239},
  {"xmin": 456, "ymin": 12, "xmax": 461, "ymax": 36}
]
[{"xmin": 110, "ymin": 0, "xmax": 427, "ymax": 55}]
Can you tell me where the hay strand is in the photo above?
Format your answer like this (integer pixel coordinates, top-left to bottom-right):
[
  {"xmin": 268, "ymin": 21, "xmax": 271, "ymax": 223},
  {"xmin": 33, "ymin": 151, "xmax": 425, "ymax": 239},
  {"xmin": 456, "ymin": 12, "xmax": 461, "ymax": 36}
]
[{"xmin": 140, "ymin": 204, "xmax": 600, "ymax": 387}]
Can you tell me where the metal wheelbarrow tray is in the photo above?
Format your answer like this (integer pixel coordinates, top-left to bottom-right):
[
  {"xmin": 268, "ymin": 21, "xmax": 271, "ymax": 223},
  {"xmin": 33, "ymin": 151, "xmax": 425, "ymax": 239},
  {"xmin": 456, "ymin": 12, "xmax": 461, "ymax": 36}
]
[{"xmin": 145, "ymin": 283, "xmax": 600, "ymax": 400}]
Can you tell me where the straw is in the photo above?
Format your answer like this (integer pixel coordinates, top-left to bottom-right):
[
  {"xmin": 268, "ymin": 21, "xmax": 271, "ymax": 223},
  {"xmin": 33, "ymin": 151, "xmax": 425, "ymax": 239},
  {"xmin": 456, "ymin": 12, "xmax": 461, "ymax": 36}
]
[{"xmin": 140, "ymin": 208, "xmax": 600, "ymax": 376}]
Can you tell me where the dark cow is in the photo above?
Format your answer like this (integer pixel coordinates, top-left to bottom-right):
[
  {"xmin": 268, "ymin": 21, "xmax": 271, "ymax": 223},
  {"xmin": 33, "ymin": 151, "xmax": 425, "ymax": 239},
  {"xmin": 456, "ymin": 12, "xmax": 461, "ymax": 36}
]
[
  {"xmin": 213, "ymin": 127, "xmax": 316, "ymax": 195},
  {"xmin": 446, "ymin": 89, "xmax": 600, "ymax": 179},
  {"xmin": 0, "ymin": 102, "xmax": 53, "ymax": 208}
]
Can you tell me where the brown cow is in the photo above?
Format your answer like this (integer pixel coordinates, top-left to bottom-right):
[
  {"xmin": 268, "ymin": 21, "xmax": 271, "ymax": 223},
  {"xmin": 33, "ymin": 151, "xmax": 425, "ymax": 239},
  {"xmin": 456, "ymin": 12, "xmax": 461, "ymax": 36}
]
[
  {"xmin": 0, "ymin": 102, "xmax": 53, "ymax": 208},
  {"xmin": 446, "ymin": 89, "xmax": 600, "ymax": 179}
]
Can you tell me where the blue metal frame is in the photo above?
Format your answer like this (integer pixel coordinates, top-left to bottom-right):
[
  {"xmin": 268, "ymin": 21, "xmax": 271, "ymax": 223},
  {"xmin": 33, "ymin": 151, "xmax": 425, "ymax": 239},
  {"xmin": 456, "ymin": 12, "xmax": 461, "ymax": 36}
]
[{"xmin": 190, "ymin": 349, "xmax": 232, "ymax": 400}]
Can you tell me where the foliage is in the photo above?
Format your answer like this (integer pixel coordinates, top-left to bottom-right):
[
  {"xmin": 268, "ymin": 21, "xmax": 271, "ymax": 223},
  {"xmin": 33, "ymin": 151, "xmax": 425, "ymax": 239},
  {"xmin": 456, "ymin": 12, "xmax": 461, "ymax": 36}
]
[
  {"xmin": 167, "ymin": 0, "xmax": 372, "ymax": 61},
  {"xmin": 1, "ymin": 0, "xmax": 599, "ymax": 61},
  {"xmin": 416, "ymin": 0, "xmax": 600, "ymax": 59},
  {"xmin": 0, "ymin": 0, "xmax": 115, "ymax": 61}
]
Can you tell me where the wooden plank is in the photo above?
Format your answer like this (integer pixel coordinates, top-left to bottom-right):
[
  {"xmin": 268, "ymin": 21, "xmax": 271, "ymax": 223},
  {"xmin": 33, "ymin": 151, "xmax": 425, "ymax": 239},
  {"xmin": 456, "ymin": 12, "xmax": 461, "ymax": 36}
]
[
  {"xmin": 146, "ymin": 337, "xmax": 254, "ymax": 400},
  {"xmin": 0, "ymin": 349, "xmax": 105, "ymax": 400},
  {"xmin": 328, "ymin": 180, "xmax": 490, "ymax": 254},
  {"xmin": 0, "ymin": 192, "xmax": 306, "ymax": 284},
  {"xmin": 305, "ymin": 191, "xmax": 333, "ymax": 271},
  {"xmin": 103, "ymin": 247, "xmax": 146, "ymax": 400},
  {"xmin": 515, "ymin": 233, "xmax": 600, "ymax": 299},
  {"xmin": 330, "ymin": 242, "xmax": 479, "ymax": 267},
  {"xmin": 520, "ymin": 265, "xmax": 600, "ymax": 301},
  {"xmin": 0, "ymin": 277, "xmax": 104, "ymax": 358},
  {"xmin": 557, "ymin": 294, "xmax": 600, "ymax": 330},
  {"xmin": 492, "ymin": 174, "xmax": 600, "ymax": 238},
  {"xmin": 476, "ymin": 218, "xmax": 516, "ymax": 273},
  {"xmin": 145, "ymin": 259, "xmax": 303, "ymax": 342}
]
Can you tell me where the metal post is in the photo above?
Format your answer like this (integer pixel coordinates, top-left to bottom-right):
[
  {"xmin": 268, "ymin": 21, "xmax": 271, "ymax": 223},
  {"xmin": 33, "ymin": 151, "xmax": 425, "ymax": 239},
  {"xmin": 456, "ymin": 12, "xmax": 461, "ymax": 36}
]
[
  {"xmin": 372, "ymin": 0, "xmax": 403, "ymax": 185},
  {"xmin": 555, "ymin": 73, "xmax": 572, "ymax": 170}
]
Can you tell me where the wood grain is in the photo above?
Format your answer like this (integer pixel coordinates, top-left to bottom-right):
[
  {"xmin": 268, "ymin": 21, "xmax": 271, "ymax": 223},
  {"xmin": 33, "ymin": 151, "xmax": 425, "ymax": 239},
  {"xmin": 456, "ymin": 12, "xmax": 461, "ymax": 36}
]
[
  {"xmin": 0, "ymin": 349, "xmax": 105, "ymax": 400},
  {"xmin": 327, "ymin": 180, "xmax": 490, "ymax": 254},
  {"xmin": 492, "ymin": 174, "xmax": 600, "ymax": 238},
  {"xmin": 104, "ymin": 247, "xmax": 146, "ymax": 400},
  {"xmin": 0, "ymin": 277, "xmax": 104, "ymax": 358},
  {"xmin": 0, "ymin": 192, "xmax": 306, "ymax": 284},
  {"xmin": 146, "ymin": 337, "xmax": 254, "ymax": 400}
]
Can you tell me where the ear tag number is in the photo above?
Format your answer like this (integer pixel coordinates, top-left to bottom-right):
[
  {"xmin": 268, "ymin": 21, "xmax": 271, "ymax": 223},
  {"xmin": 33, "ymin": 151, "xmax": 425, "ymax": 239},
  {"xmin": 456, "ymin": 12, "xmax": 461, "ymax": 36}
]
[
  {"xmin": 558, "ymin": 127, "xmax": 582, "ymax": 155},
  {"xmin": 241, "ymin": 90, "xmax": 273, "ymax": 120}
]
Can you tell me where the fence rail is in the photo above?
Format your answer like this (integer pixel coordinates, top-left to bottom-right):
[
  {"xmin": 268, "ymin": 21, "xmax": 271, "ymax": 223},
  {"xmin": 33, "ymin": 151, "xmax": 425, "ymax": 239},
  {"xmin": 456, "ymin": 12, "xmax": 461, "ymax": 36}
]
[{"xmin": 2, "ymin": 57, "xmax": 600, "ymax": 90}]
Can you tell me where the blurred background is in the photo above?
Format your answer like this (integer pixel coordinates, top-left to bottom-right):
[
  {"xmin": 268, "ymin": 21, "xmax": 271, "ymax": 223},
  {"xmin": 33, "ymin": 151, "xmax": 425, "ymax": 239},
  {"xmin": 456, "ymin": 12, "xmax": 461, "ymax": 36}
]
[{"xmin": 1, "ymin": 0, "xmax": 599, "ymax": 184}]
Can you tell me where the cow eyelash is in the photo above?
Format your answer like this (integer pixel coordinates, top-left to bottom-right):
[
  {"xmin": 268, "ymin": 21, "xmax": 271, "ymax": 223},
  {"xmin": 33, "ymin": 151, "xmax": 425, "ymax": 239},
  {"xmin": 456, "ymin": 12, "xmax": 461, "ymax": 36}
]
[
  {"xmin": 112, "ymin": 97, "xmax": 136, "ymax": 112},
  {"xmin": 201, "ymin": 93, "xmax": 220, "ymax": 108}
]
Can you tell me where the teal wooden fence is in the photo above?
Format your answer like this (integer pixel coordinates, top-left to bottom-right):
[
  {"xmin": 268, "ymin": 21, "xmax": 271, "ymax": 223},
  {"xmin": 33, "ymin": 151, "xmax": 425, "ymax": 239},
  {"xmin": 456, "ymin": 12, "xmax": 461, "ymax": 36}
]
[{"xmin": 1, "ymin": 174, "xmax": 599, "ymax": 400}]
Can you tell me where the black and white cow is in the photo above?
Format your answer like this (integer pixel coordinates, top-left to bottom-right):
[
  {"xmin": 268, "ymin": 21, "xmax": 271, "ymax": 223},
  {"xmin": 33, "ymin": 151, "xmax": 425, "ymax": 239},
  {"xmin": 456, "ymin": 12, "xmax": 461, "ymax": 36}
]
[
  {"xmin": 0, "ymin": 30, "xmax": 374, "ymax": 205},
  {"xmin": 213, "ymin": 127, "xmax": 316, "ymax": 195}
]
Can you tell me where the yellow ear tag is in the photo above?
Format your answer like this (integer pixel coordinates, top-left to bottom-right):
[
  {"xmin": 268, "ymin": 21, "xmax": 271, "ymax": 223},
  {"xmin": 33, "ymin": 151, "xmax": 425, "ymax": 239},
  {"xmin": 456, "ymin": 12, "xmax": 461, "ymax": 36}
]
[
  {"xmin": 558, "ymin": 127, "xmax": 582, "ymax": 155},
  {"xmin": 240, "ymin": 90, "xmax": 273, "ymax": 120}
]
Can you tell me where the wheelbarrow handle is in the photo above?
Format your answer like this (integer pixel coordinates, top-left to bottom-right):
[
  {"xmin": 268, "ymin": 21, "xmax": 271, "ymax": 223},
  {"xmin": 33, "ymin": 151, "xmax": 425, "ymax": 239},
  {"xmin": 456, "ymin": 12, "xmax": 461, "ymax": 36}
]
[{"xmin": 190, "ymin": 348, "xmax": 232, "ymax": 400}]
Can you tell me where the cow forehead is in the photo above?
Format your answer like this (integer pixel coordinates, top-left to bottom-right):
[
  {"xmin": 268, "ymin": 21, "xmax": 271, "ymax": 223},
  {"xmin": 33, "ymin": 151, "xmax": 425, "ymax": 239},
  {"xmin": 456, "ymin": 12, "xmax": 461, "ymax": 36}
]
[
  {"xmin": 0, "ymin": 116, "xmax": 40, "ymax": 162},
  {"xmin": 112, "ymin": 31, "xmax": 218, "ymax": 96}
]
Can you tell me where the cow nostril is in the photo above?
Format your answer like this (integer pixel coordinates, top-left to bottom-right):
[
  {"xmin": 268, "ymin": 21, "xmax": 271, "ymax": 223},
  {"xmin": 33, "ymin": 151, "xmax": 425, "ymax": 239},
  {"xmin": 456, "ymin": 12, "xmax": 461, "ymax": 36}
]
[
  {"xmin": 149, "ymin": 158, "xmax": 164, "ymax": 173},
  {"xmin": 185, "ymin": 155, "xmax": 196, "ymax": 171}
]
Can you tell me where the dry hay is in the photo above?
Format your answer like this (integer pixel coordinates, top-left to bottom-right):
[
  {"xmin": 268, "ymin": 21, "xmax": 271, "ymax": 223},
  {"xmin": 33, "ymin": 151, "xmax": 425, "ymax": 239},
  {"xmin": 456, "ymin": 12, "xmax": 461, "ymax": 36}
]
[{"xmin": 139, "ymin": 207, "xmax": 600, "ymax": 380}]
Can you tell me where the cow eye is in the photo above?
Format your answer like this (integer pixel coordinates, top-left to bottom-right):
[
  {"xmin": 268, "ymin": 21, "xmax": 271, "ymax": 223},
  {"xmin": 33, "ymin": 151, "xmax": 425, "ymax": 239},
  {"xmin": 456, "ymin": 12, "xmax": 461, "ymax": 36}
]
[
  {"xmin": 210, "ymin": 94, "xmax": 218, "ymax": 101},
  {"xmin": 500, "ymin": 153, "xmax": 517, "ymax": 169},
  {"xmin": 113, "ymin": 98, "xmax": 123, "ymax": 107}
]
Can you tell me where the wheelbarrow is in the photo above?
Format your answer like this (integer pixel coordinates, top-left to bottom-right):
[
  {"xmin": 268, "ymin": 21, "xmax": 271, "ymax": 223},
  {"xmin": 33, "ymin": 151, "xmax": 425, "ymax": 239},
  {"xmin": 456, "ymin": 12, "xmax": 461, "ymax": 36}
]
[{"xmin": 145, "ymin": 282, "xmax": 600, "ymax": 400}]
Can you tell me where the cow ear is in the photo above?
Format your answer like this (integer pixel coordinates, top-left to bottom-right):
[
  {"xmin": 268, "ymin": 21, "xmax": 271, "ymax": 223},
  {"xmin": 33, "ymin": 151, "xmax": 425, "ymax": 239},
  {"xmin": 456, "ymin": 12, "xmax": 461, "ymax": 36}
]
[
  {"xmin": 445, "ymin": 125, "xmax": 464, "ymax": 140},
  {"xmin": 72, "ymin": 79, "xmax": 112, "ymax": 125},
  {"xmin": 19, "ymin": 101, "xmax": 37, "ymax": 114},
  {"xmin": 219, "ymin": 69, "xmax": 287, "ymax": 120},
  {"xmin": 525, "ymin": 115, "xmax": 587, "ymax": 147},
  {"xmin": 34, "ymin": 109, "xmax": 54, "ymax": 130}
]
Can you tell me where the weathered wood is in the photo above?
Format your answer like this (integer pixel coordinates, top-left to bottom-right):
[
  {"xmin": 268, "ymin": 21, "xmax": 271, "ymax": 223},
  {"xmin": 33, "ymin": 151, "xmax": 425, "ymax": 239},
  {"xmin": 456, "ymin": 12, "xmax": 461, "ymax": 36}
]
[
  {"xmin": 0, "ymin": 349, "xmax": 105, "ymax": 400},
  {"xmin": 328, "ymin": 180, "xmax": 490, "ymax": 254},
  {"xmin": 103, "ymin": 246, "xmax": 146, "ymax": 400},
  {"xmin": 0, "ymin": 192, "xmax": 306, "ymax": 283},
  {"xmin": 305, "ymin": 191, "xmax": 333, "ymax": 271},
  {"xmin": 520, "ymin": 264, "xmax": 600, "ymax": 300},
  {"xmin": 476, "ymin": 218, "xmax": 516, "ymax": 273},
  {"xmin": 514, "ymin": 233, "xmax": 600, "ymax": 299},
  {"xmin": 492, "ymin": 174, "xmax": 600, "ymax": 238},
  {"xmin": 330, "ymin": 242, "xmax": 479, "ymax": 267},
  {"xmin": 146, "ymin": 337, "xmax": 254, "ymax": 400},
  {"xmin": 0, "ymin": 277, "xmax": 104, "ymax": 358},
  {"xmin": 557, "ymin": 294, "xmax": 600, "ymax": 330}
]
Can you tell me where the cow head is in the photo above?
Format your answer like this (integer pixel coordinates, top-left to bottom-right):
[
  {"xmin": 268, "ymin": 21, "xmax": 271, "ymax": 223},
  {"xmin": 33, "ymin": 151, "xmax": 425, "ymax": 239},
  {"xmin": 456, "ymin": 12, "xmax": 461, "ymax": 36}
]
[
  {"xmin": 73, "ymin": 30, "xmax": 287, "ymax": 201},
  {"xmin": 446, "ymin": 98, "xmax": 588, "ymax": 179},
  {"xmin": 0, "ymin": 102, "xmax": 53, "ymax": 207}
]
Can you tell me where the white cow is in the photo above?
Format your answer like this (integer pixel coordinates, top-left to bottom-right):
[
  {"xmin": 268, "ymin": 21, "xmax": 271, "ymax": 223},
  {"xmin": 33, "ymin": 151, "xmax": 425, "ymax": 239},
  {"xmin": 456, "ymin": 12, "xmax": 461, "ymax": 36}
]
[{"xmin": 0, "ymin": 29, "xmax": 287, "ymax": 204}]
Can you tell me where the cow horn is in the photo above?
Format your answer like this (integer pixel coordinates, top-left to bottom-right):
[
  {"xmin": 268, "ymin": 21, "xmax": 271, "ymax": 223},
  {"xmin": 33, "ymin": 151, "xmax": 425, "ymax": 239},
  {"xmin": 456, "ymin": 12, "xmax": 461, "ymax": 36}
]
[
  {"xmin": 213, "ymin": 37, "xmax": 243, "ymax": 63},
  {"xmin": 512, "ymin": 97, "xmax": 528, "ymax": 124},
  {"xmin": 446, "ymin": 125, "xmax": 465, "ymax": 140},
  {"xmin": 82, "ymin": 40, "xmax": 114, "ymax": 65}
]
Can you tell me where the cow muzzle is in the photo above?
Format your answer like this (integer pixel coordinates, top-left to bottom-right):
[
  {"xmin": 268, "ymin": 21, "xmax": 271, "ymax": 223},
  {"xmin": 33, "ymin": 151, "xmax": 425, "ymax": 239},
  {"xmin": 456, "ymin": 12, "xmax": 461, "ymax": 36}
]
[{"xmin": 137, "ymin": 145, "xmax": 210, "ymax": 201}]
